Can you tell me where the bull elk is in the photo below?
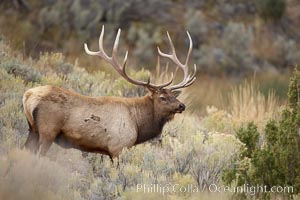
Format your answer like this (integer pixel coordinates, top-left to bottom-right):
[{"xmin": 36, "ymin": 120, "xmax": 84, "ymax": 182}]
[{"xmin": 23, "ymin": 26, "xmax": 196, "ymax": 159}]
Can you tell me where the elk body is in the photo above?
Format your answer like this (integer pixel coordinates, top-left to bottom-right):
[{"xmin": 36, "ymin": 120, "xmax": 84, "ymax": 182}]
[{"xmin": 23, "ymin": 26, "xmax": 196, "ymax": 158}]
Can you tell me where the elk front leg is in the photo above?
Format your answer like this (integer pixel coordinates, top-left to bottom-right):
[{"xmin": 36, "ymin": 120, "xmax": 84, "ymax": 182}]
[
  {"xmin": 107, "ymin": 121, "xmax": 138, "ymax": 160},
  {"xmin": 38, "ymin": 134, "xmax": 57, "ymax": 156},
  {"xmin": 109, "ymin": 155, "xmax": 120, "ymax": 168}
]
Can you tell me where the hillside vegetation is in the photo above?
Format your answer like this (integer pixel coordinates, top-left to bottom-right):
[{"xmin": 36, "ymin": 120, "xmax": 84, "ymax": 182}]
[
  {"xmin": 0, "ymin": 0, "xmax": 300, "ymax": 199},
  {"xmin": 0, "ymin": 0, "xmax": 300, "ymax": 76},
  {"xmin": 0, "ymin": 29, "xmax": 299, "ymax": 199}
]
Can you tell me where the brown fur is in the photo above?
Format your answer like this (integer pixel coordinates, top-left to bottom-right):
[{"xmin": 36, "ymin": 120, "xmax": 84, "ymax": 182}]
[{"xmin": 23, "ymin": 85, "xmax": 185, "ymax": 158}]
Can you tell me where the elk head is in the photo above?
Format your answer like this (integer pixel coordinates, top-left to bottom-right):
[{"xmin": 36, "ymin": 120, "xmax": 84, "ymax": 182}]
[{"xmin": 84, "ymin": 26, "xmax": 196, "ymax": 119}]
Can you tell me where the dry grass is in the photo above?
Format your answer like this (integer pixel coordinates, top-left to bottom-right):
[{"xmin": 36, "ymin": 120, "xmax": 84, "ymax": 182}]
[
  {"xmin": 123, "ymin": 191, "xmax": 231, "ymax": 200},
  {"xmin": 184, "ymin": 76, "xmax": 233, "ymax": 114},
  {"xmin": 0, "ymin": 149, "xmax": 81, "ymax": 200},
  {"xmin": 226, "ymin": 81, "xmax": 281, "ymax": 131}
]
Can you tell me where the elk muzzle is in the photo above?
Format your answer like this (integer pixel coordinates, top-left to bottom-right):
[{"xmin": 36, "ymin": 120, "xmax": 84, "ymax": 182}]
[{"xmin": 177, "ymin": 103, "xmax": 185, "ymax": 113}]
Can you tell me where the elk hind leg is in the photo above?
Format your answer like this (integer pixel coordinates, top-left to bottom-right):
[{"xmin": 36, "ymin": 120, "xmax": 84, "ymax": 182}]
[
  {"xmin": 37, "ymin": 126, "xmax": 60, "ymax": 156},
  {"xmin": 24, "ymin": 121, "xmax": 39, "ymax": 153}
]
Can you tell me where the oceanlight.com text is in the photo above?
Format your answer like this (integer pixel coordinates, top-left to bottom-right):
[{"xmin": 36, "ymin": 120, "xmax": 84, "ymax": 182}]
[{"xmin": 136, "ymin": 183, "xmax": 294, "ymax": 196}]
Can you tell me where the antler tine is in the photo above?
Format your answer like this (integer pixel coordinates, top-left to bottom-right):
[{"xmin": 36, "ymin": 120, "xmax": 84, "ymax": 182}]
[
  {"xmin": 184, "ymin": 64, "xmax": 197, "ymax": 85},
  {"xmin": 84, "ymin": 42, "xmax": 98, "ymax": 56},
  {"xmin": 99, "ymin": 25, "xmax": 106, "ymax": 57},
  {"xmin": 84, "ymin": 25, "xmax": 109, "ymax": 59},
  {"xmin": 122, "ymin": 50, "xmax": 128, "ymax": 68},
  {"xmin": 185, "ymin": 31, "xmax": 192, "ymax": 66},
  {"xmin": 172, "ymin": 64, "xmax": 197, "ymax": 90},
  {"xmin": 157, "ymin": 31, "xmax": 196, "ymax": 91},
  {"xmin": 183, "ymin": 77, "xmax": 196, "ymax": 88},
  {"xmin": 112, "ymin": 28, "xmax": 121, "ymax": 58},
  {"xmin": 167, "ymin": 32, "xmax": 176, "ymax": 56},
  {"xmin": 84, "ymin": 26, "xmax": 174, "ymax": 91}
]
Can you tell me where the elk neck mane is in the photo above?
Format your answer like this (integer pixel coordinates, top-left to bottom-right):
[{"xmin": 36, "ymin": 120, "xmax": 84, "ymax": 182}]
[{"xmin": 125, "ymin": 95, "xmax": 172, "ymax": 145}]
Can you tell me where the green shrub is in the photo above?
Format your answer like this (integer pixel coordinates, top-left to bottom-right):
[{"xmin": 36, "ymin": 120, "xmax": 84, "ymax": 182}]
[
  {"xmin": 223, "ymin": 68, "xmax": 300, "ymax": 199},
  {"xmin": 235, "ymin": 122, "xmax": 259, "ymax": 158},
  {"xmin": 1, "ymin": 60, "xmax": 41, "ymax": 84},
  {"xmin": 0, "ymin": 69, "xmax": 30, "ymax": 152}
]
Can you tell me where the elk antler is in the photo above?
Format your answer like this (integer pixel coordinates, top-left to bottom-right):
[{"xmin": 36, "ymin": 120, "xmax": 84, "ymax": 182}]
[
  {"xmin": 158, "ymin": 32, "xmax": 196, "ymax": 91},
  {"xmin": 84, "ymin": 26, "xmax": 174, "ymax": 92}
]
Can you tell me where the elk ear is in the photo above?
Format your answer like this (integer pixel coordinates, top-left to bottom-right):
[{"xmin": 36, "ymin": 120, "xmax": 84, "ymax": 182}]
[{"xmin": 172, "ymin": 90, "xmax": 182, "ymax": 97}]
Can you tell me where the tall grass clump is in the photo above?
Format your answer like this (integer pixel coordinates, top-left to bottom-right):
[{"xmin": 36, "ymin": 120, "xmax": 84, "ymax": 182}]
[{"xmin": 227, "ymin": 81, "xmax": 280, "ymax": 131}]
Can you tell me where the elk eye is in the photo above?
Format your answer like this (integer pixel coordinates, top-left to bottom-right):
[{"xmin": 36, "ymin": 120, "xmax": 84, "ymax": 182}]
[
  {"xmin": 172, "ymin": 90, "xmax": 182, "ymax": 98},
  {"xmin": 160, "ymin": 96, "xmax": 167, "ymax": 102}
]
